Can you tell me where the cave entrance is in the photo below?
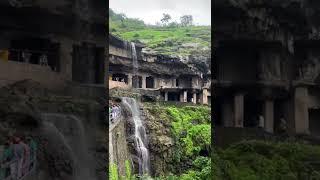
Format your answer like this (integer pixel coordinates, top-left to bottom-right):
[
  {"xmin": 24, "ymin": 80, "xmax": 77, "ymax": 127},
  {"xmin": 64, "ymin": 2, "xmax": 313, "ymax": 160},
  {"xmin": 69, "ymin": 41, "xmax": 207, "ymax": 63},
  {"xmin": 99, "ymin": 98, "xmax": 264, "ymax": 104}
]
[
  {"xmin": 187, "ymin": 92, "xmax": 193, "ymax": 102},
  {"xmin": 244, "ymin": 97, "xmax": 263, "ymax": 127},
  {"xmin": 112, "ymin": 73, "xmax": 128, "ymax": 83},
  {"xmin": 10, "ymin": 38, "xmax": 60, "ymax": 71},
  {"xmin": 160, "ymin": 92, "xmax": 165, "ymax": 100},
  {"xmin": 274, "ymin": 99, "xmax": 286, "ymax": 132},
  {"xmin": 309, "ymin": 108, "xmax": 320, "ymax": 136},
  {"xmin": 168, "ymin": 92, "xmax": 180, "ymax": 101},
  {"xmin": 146, "ymin": 76, "xmax": 154, "ymax": 88}
]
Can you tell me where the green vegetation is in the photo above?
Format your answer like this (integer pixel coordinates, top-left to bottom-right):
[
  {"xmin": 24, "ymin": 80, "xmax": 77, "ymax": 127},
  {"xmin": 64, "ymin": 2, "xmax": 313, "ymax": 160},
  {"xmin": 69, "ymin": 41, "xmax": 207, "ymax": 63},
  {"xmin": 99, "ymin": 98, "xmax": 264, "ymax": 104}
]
[
  {"xmin": 213, "ymin": 140, "xmax": 320, "ymax": 180},
  {"xmin": 109, "ymin": 8, "xmax": 211, "ymax": 57},
  {"xmin": 145, "ymin": 103, "xmax": 211, "ymax": 180},
  {"xmin": 109, "ymin": 160, "xmax": 136, "ymax": 180},
  {"xmin": 109, "ymin": 163, "xmax": 119, "ymax": 180}
]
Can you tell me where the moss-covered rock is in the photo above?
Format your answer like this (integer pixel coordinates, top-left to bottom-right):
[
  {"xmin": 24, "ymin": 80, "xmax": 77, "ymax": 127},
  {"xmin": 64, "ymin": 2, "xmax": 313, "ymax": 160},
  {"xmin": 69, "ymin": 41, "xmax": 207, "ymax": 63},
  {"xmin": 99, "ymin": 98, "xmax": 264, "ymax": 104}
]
[{"xmin": 142, "ymin": 102, "xmax": 211, "ymax": 178}]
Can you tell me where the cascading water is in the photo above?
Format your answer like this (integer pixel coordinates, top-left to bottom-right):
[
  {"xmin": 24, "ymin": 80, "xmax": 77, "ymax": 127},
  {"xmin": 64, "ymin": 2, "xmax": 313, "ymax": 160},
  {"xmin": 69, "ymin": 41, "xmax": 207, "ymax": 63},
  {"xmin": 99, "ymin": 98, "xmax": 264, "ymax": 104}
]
[
  {"xmin": 121, "ymin": 97, "xmax": 150, "ymax": 176},
  {"xmin": 131, "ymin": 42, "xmax": 138, "ymax": 71},
  {"xmin": 131, "ymin": 42, "xmax": 139, "ymax": 88},
  {"xmin": 41, "ymin": 113, "xmax": 95, "ymax": 180}
]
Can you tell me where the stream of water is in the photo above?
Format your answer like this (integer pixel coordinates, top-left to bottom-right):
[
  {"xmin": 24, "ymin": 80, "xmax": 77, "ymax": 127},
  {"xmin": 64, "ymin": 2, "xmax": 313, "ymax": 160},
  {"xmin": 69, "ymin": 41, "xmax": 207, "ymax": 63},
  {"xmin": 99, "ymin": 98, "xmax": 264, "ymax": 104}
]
[
  {"xmin": 121, "ymin": 97, "xmax": 150, "ymax": 176},
  {"xmin": 42, "ymin": 113, "xmax": 95, "ymax": 180}
]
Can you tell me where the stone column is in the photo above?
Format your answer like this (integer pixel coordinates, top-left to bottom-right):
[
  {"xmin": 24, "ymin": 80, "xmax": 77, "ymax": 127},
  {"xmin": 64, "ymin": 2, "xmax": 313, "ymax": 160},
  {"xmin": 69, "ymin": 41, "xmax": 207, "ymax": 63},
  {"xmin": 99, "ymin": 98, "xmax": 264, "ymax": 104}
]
[
  {"xmin": 183, "ymin": 90, "xmax": 188, "ymax": 102},
  {"xmin": 263, "ymin": 100, "xmax": 274, "ymax": 133},
  {"xmin": 127, "ymin": 74, "xmax": 132, "ymax": 87},
  {"xmin": 234, "ymin": 93, "xmax": 244, "ymax": 127},
  {"xmin": 180, "ymin": 92, "xmax": 184, "ymax": 102},
  {"xmin": 154, "ymin": 78, "xmax": 158, "ymax": 88},
  {"xmin": 202, "ymin": 89, "xmax": 208, "ymax": 105},
  {"xmin": 173, "ymin": 79, "xmax": 177, "ymax": 87},
  {"xmin": 164, "ymin": 92, "xmax": 168, "ymax": 101},
  {"xmin": 193, "ymin": 93, "xmax": 197, "ymax": 104},
  {"xmin": 294, "ymin": 86, "xmax": 309, "ymax": 134},
  {"xmin": 141, "ymin": 76, "xmax": 146, "ymax": 89},
  {"xmin": 59, "ymin": 38, "xmax": 73, "ymax": 81}
]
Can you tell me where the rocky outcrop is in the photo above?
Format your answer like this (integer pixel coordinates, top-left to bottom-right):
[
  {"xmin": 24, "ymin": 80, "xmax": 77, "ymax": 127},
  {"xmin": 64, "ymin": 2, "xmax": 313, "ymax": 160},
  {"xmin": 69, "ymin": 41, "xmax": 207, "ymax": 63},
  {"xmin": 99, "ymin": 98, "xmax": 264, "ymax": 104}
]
[
  {"xmin": 0, "ymin": 80, "xmax": 106, "ymax": 180},
  {"xmin": 214, "ymin": 0, "xmax": 320, "ymax": 43},
  {"xmin": 140, "ymin": 105, "xmax": 175, "ymax": 177},
  {"xmin": 109, "ymin": 115, "xmax": 131, "ymax": 177}
]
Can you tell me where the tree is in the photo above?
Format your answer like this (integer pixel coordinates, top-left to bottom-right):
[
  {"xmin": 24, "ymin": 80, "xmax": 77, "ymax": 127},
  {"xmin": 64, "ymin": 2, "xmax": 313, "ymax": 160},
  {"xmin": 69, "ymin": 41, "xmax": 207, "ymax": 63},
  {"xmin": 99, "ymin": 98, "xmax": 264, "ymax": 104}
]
[
  {"xmin": 161, "ymin": 13, "xmax": 172, "ymax": 26},
  {"xmin": 180, "ymin": 15, "xmax": 193, "ymax": 26}
]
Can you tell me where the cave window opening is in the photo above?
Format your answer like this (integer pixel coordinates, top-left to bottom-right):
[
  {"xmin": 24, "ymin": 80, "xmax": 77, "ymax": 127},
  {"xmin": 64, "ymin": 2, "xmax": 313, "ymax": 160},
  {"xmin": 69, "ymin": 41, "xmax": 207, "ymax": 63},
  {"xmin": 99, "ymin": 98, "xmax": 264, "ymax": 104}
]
[
  {"xmin": 176, "ymin": 79, "xmax": 179, "ymax": 87},
  {"xmin": 146, "ymin": 76, "xmax": 155, "ymax": 88},
  {"xmin": 9, "ymin": 38, "xmax": 60, "ymax": 72},
  {"xmin": 207, "ymin": 96, "xmax": 211, "ymax": 105},
  {"xmin": 168, "ymin": 92, "xmax": 180, "ymax": 101},
  {"xmin": 187, "ymin": 92, "xmax": 193, "ymax": 102},
  {"xmin": 112, "ymin": 73, "xmax": 128, "ymax": 83},
  {"xmin": 244, "ymin": 97, "xmax": 263, "ymax": 128},
  {"xmin": 309, "ymin": 108, "xmax": 320, "ymax": 136},
  {"xmin": 161, "ymin": 92, "xmax": 165, "ymax": 100}
]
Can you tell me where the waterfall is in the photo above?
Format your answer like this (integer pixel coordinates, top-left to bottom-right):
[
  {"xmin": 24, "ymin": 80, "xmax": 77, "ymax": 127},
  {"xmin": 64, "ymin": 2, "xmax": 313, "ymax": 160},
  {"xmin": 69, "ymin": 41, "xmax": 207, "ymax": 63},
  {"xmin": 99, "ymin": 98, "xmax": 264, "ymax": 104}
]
[
  {"xmin": 41, "ymin": 113, "xmax": 95, "ymax": 180},
  {"xmin": 121, "ymin": 97, "xmax": 150, "ymax": 176},
  {"xmin": 131, "ymin": 42, "xmax": 139, "ymax": 88},
  {"xmin": 131, "ymin": 42, "xmax": 138, "ymax": 71}
]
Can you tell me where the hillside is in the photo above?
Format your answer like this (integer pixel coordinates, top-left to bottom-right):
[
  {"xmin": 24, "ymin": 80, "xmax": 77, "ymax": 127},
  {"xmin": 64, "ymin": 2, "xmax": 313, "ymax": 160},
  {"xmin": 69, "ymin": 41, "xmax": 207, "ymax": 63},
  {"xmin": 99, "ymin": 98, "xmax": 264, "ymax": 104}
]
[{"xmin": 109, "ymin": 8, "xmax": 211, "ymax": 57}]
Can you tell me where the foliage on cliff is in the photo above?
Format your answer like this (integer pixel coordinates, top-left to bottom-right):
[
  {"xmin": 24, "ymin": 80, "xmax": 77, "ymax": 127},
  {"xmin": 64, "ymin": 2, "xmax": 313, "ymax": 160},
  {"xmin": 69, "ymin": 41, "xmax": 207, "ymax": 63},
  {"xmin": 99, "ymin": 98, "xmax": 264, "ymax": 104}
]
[
  {"xmin": 109, "ymin": 8, "xmax": 211, "ymax": 57},
  {"xmin": 145, "ymin": 103, "xmax": 211, "ymax": 179},
  {"xmin": 213, "ymin": 140, "xmax": 320, "ymax": 180}
]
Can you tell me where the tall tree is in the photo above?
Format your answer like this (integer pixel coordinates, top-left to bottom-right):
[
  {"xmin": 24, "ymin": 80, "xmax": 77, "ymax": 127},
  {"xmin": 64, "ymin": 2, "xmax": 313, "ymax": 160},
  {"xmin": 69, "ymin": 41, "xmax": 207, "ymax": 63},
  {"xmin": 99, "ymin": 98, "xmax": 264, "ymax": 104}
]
[
  {"xmin": 180, "ymin": 15, "xmax": 193, "ymax": 26},
  {"xmin": 161, "ymin": 13, "xmax": 172, "ymax": 26}
]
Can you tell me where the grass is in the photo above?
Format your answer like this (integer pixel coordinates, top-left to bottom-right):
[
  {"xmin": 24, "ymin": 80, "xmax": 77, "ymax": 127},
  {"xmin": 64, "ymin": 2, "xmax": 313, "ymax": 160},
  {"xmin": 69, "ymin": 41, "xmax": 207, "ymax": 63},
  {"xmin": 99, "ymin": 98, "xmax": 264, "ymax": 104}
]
[{"xmin": 109, "ymin": 8, "xmax": 211, "ymax": 57}]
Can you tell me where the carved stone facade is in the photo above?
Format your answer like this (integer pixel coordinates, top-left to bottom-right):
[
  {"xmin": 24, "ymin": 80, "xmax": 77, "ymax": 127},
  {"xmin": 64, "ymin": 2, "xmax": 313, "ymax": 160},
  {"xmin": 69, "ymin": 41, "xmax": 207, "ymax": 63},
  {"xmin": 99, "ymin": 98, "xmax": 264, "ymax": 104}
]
[
  {"xmin": 214, "ymin": 0, "xmax": 320, "ymax": 135},
  {"xmin": 0, "ymin": 0, "xmax": 107, "ymax": 91},
  {"xmin": 108, "ymin": 34, "xmax": 211, "ymax": 105}
]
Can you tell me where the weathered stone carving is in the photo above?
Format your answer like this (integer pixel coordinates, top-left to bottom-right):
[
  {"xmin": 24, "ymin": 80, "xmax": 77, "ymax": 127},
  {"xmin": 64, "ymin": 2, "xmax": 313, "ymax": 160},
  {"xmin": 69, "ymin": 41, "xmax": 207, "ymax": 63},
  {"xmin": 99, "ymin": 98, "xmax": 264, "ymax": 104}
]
[
  {"xmin": 298, "ymin": 56, "xmax": 319, "ymax": 81},
  {"xmin": 258, "ymin": 53, "xmax": 281, "ymax": 81}
]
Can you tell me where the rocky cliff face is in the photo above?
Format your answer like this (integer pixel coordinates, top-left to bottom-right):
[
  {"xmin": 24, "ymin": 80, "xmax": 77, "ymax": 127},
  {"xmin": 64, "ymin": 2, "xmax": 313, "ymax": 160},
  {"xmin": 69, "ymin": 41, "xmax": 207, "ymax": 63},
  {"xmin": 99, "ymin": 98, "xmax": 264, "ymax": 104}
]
[
  {"xmin": 0, "ymin": 80, "xmax": 106, "ymax": 180},
  {"xmin": 215, "ymin": 0, "xmax": 320, "ymax": 42},
  {"xmin": 141, "ymin": 105, "xmax": 175, "ymax": 177}
]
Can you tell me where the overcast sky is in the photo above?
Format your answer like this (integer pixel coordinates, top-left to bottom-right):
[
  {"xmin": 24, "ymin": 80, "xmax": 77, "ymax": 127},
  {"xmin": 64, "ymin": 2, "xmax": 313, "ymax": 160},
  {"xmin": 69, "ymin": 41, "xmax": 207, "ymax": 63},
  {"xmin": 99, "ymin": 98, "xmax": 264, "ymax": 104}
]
[{"xmin": 109, "ymin": 0, "xmax": 211, "ymax": 26}]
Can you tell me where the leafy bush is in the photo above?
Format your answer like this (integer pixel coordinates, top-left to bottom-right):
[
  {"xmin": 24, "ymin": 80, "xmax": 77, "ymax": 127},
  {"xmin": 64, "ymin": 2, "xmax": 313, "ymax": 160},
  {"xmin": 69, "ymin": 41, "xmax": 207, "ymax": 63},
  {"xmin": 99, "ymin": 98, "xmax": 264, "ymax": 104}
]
[{"xmin": 213, "ymin": 140, "xmax": 320, "ymax": 180}]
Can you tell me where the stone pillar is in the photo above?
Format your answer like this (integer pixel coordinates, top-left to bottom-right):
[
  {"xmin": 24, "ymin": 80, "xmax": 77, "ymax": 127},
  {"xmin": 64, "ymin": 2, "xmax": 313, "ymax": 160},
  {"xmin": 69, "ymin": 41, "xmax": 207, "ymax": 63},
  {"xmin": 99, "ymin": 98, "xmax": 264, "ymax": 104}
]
[
  {"xmin": 192, "ymin": 93, "xmax": 197, "ymax": 104},
  {"xmin": 180, "ymin": 92, "xmax": 184, "ymax": 102},
  {"xmin": 154, "ymin": 78, "xmax": 158, "ymax": 88},
  {"xmin": 294, "ymin": 86, "xmax": 309, "ymax": 134},
  {"xmin": 127, "ymin": 74, "xmax": 132, "ymax": 87},
  {"xmin": 164, "ymin": 92, "xmax": 168, "ymax": 101},
  {"xmin": 202, "ymin": 89, "xmax": 208, "ymax": 105},
  {"xmin": 234, "ymin": 93, "xmax": 244, "ymax": 127},
  {"xmin": 59, "ymin": 38, "xmax": 73, "ymax": 81},
  {"xmin": 142, "ymin": 76, "xmax": 146, "ymax": 89},
  {"xmin": 183, "ymin": 90, "xmax": 188, "ymax": 102},
  {"xmin": 263, "ymin": 100, "xmax": 274, "ymax": 133},
  {"xmin": 173, "ymin": 79, "xmax": 177, "ymax": 87}
]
